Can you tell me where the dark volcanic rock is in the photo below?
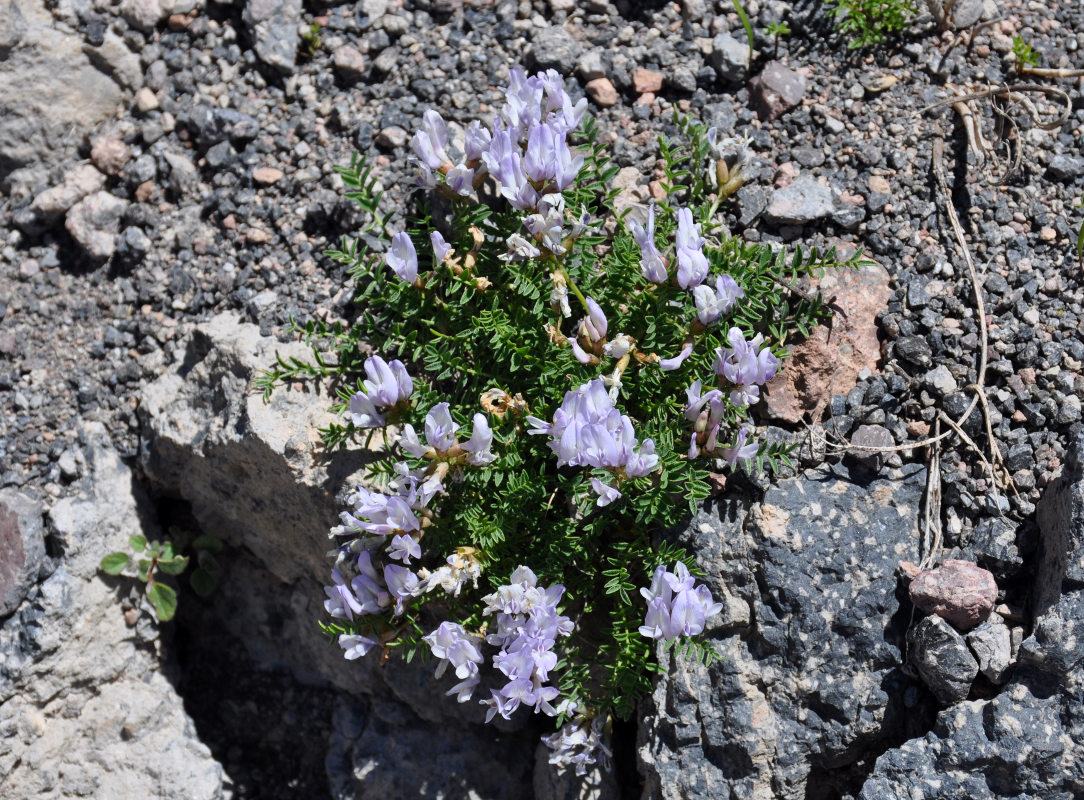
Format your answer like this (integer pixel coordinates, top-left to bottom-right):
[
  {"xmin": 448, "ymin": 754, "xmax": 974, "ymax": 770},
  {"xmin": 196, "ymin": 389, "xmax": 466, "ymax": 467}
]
[
  {"xmin": 907, "ymin": 614, "xmax": 978, "ymax": 703},
  {"xmin": 640, "ymin": 462, "xmax": 932, "ymax": 799}
]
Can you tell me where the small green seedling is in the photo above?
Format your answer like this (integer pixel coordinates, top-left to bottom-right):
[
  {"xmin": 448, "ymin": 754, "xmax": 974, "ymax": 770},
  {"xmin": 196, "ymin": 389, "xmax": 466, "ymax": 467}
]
[
  {"xmin": 829, "ymin": 0, "xmax": 918, "ymax": 49},
  {"xmin": 1012, "ymin": 36, "xmax": 1039, "ymax": 69},
  {"xmin": 765, "ymin": 20, "xmax": 791, "ymax": 57},
  {"xmin": 300, "ymin": 22, "xmax": 323, "ymax": 59},
  {"xmin": 100, "ymin": 527, "xmax": 223, "ymax": 622}
]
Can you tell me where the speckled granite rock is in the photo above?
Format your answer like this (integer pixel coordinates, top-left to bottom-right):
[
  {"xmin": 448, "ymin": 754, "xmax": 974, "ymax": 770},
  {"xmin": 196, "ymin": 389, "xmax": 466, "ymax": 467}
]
[{"xmin": 638, "ymin": 462, "xmax": 934, "ymax": 799}]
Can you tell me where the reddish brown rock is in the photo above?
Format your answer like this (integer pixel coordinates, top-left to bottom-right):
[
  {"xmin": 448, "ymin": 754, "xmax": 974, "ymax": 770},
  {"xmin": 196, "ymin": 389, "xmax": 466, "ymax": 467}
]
[
  {"xmin": 585, "ymin": 77, "xmax": 618, "ymax": 107},
  {"xmin": 749, "ymin": 60, "xmax": 807, "ymax": 121},
  {"xmin": 762, "ymin": 259, "xmax": 891, "ymax": 423},
  {"xmin": 632, "ymin": 67, "xmax": 664, "ymax": 93},
  {"xmin": 902, "ymin": 559, "xmax": 998, "ymax": 631}
]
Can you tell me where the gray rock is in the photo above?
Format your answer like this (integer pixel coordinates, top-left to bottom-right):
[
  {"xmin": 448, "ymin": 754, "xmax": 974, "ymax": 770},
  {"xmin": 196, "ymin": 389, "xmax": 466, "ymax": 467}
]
[
  {"xmin": 923, "ymin": 364, "xmax": 958, "ymax": 397},
  {"xmin": 966, "ymin": 616, "xmax": 1012, "ymax": 683},
  {"xmin": 243, "ymin": 0, "xmax": 302, "ymax": 73},
  {"xmin": 831, "ymin": 203, "xmax": 866, "ymax": 229},
  {"xmin": 327, "ymin": 699, "xmax": 534, "ymax": 799},
  {"xmin": 640, "ymin": 463, "xmax": 931, "ymax": 799},
  {"xmin": 65, "ymin": 191, "xmax": 129, "ymax": 260},
  {"xmin": 749, "ymin": 60, "xmax": 807, "ymax": 121},
  {"xmin": 736, "ymin": 182, "xmax": 771, "ymax": 227},
  {"xmin": 764, "ymin": 175, "xmax": 835, "ymax": 225},
  {"xmin": 17, "ymin": 163, "xmax": 106, "ymax": 234},
  {"xmin": 859, "ymin": 687, "xmax": 1069, "ymax": 798},
  {"xmin": 116, "ymin": 226, "xmax": 152, "ymax": 265},
  {"xmin": 860, "ymin": 433, "xmax": 1084, "ymax": 797},
  {"xmin": 970, "ymin": 516, "xmax": 1023, "ymax": 580},
  {"xmin": 709, "ymin": 33, "xmax": 749, "ymax": 82},
  {"xmin": 186, "ymin": 106, "xmax": 260, "ymax": 149},
  {"xmin": 333, "ymin": 45, "xmax": 366, "ymax": 82},
  {"xmin": 895, "ymin": 335, "xmax": 933, "ymax": 367},
  {"xmin": 0, "ymin": 424, "xmax": 226, "ymax": 799},
  {"xmin": 0, "ymin": 490, "xmax": 45, "ymax": 617},
  {"xmin": 120, "ymin": 0, "xmax": 164, "ymax": 31},
  {"xmin": 83, "ymin": 31, "xmax": 143, "ymax": 91},
  {"xmin": 848, "ymin": 423, "xmax": 894, "ymax": 470},
  {"xmin": 0, "ymin": 0, "xmax": 125, "ymax": 190},
  {"xmin": 1047, "ymin": 154, "xmax": 1084, "ymax": 182},
  {"xmin": 951, "ymin": 0, "xmax": 984, "ymax": 28},
  {"xmin": 908, "ymin": 615, "xmax": 979, "ymax": 703},
  {"xmin": 163, "ymin": 151, "xmax": 197, "ymax": 193},
  {"xmin": 529, "ymin": 26, "xmax": 580, "ymax": 74},
  {"xmin": 576, "ymin": 50, "xmax": 606, "ymax": 82}
]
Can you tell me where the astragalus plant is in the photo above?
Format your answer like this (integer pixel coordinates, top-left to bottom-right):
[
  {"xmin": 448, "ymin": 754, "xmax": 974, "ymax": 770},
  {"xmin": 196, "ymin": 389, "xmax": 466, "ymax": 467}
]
[{"xmin": 261, "ymin": 67, "xmax": 856, "ymax": 773}]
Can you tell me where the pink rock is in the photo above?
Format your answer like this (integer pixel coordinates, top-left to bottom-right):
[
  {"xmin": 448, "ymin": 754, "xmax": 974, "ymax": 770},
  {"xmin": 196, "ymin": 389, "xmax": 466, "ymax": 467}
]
[
  {"xmin": 902, "ymin": 559, "xmax": 998, "ymax": 631},
  {"xmin": 762, "ymin": 258, "xmax": 891, "ymax": 423}
]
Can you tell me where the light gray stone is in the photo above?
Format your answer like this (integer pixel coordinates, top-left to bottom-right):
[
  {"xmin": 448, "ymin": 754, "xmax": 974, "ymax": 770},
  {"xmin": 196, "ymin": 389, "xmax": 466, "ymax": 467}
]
[
  {"xmin": 0, "ymin": 424, "xmax": 226, "ymax": 799},
  {"xmin": 966, "ymin": 616, "xmax": 1012, "ymax": 683},
  {"xmin": 17, "ymin": 163, "xmax": 106, "ymax": 234},
  {"xmin": 529, "ymin": 26, "xmax": 580, "ymax": 75},
  {"xmin": 709, "ymin": 33, "xmax": 749, "ymax": 82},
  {"xmin": 0, "ymin": 0, "xmax": 126, "ymax": 190},
  {"xmin": 764, "ymin": 174, "xmax": 836, "ymax": 225},
  {"xmin": 242, "ymin": 0, "xmax": 302, "ymax": 73},
  {"xmin": 119, "ymin": 0, "xmax": 164, "ymax": 30},
  {"xmin": 65, "ymin": 191, "xmax": 129, "ymax": 260}
]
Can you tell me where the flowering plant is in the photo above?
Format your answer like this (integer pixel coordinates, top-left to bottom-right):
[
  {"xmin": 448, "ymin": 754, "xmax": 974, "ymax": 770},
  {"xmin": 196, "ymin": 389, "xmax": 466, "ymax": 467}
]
[{"xmin": 261, "ymin": 68, "xmax": 858, "ymax": 773}]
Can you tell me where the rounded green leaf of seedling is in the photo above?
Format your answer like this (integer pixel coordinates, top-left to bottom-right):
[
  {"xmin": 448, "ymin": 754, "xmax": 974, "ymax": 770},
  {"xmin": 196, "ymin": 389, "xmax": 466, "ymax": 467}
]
[
  {"xmin": 160, "ymin": 541, "xmax": 175, "ymax": 561},
  {"xmin": 192, "ymin": 534, "xmax": 224, "ymax": 554},
  {"xmin": 147, "ymin": 583, "xmax": 178, "ymax": 622},
  {"xmin": 190, "ymin": 568, "xmax": 218, "ymax": 598},
  {"xmin": 197, "ymin": 550, "xmax": 220, "ymax": 572},
  {"xmin": 100, "ymin": 552, "xmax": 130, "ymax": 575},
  {"xmin": 129, "ymin": 535, "xmax": 147, "ymax": 552},
  {"xmin": 157, "ymin": 555, "xmax": 189, "ymax": 576},
  {"xmin": 137, "ymin": 559, "xmax": 153, "ymax": 582}
]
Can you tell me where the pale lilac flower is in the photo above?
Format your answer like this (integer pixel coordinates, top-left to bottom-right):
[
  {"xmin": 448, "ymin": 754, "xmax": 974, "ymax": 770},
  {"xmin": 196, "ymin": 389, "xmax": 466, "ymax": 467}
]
[
  {"xmin": 324, "ymin": 569, "xmax": 364, "ymax": 620},
  {"xmin": 339, "ymin": 489, "xmax": 421, "ymax": 537},
  {"xmin": 525, "ymin": 122, "xmax": 559, "ymax": 182},
  {"xmin": 361, "ymin": 356, "xmax": 413, "ymax": 407},
  {"xmin": 384, "ymin": 563, "xmax": 420, "ymax": 616},
  {"xmin": 693, "ymin": 274, "xmax": 744, "ymax": 326},
  {"xmin": 346, "ymin": 392, "xmax": 383, "ymax": 428},
  {"xmin": 542, "ymin": 713, "xmax": 613, "ymax": 776},
  {"xmin": 638, "ymin": 562, "xmax": 722, "ymax": 641},
  {"xmin": 446, "ymin": 163, "xmax": 475, "ymax": 196},
  {"xmin": 713, "ymin": 327, "xmax": 780, "ymax": 406},
  {"xmin": 339, "ymin": 634, "xmax": 379, "ymax": 660},
  {"xmin": 501, "ymin": 232, "xmax": 541, "ymax": 262},
  {"xmin": 425, "ymin": 402, "xmax": 459, "ymax": 451},
  {"xmin": 430, "ymin": 231, "xmax": 452, "ymax": 264},
  {"xmin": 385, "ymin": 232, "xmax": 418, "ymax": 284},
  {"xmin": 480, "ymin": 566, "xmax": 573, "ymax": 723},
  {"xmin": 627, "ymin": 204, "xmax": 667, "ymax": 284},
  {"xmin": 425, "ymin": 621, "xmax": 484, "ymax": 702},
  {"xmin": 410, "ymin": 109, "xmax": 450, "ymax": 169},
  {"xmin": 464, "ymin": 120, "xmax": 492, "ymax": 161},
  {"xmin": 675, "ymin": 207, "xmax": 710, "ymax": 289},
  {"xmin": 659, "ymin": 342, "xmax": 693, "ymax": 371},
  {"xmin": 351, "ymin": 551, "xmax": 392, "ymax": 613},
  {"xmin": 462, "ymin": 413, "xmax": 497, "ymax": 466},
  {"xmin": 602, "ymin": 334, "xmax": 633, "ymax": 359},
  {"xmin": 553, "ymin": 143, "xmax": 583, "ymax": 190},
  {"xmin": 590, "ymin": 477, "xmax": 622, "ymax": 507},
  {"xmin": 580, "ymin": 297, "xmax": 607, "ymax": 344},
  {"xmin": 387, "ymin": 533, "xmax": 422, "ymax": 564},
  {"xmin": 398, "ymin": 424, "xmax": 428, "ymax": 458},
  {"xmin": 416, "ymin": 165, "xmax": 437, "ymax": 189},
  {"xmin": 623, "ymin": 439, "xmax": 658, "ymax": 478},
  {"xmin": 717, "ymin": 424, "xmax": 759, "ymax": 467}
]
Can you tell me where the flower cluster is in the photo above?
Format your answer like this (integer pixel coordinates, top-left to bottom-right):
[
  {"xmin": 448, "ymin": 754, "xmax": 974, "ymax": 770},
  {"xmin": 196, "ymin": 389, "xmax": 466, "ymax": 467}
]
[
  {"xmin": 527, "ymin": 378, "xmax": 658, "ymax": 506},
  {"xmin": 541, "ymin": 711, "xmax": 613, "ymax": 776},
  {"xmin": 639, "ymin": 562, "xmax": 723, "ymax": 641},
  {"xmin": 713, "ymin": 327, "xmax": 780, "ymax": 408},
  {"xmin": 480, "ymin": 566, "xmax": 574, "ymax": 721}
]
